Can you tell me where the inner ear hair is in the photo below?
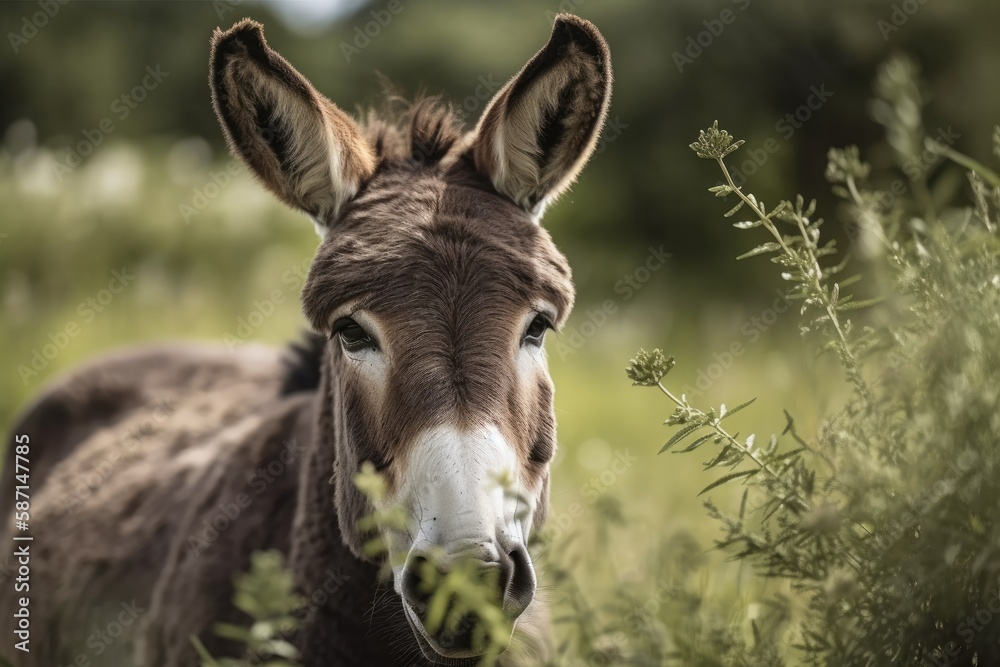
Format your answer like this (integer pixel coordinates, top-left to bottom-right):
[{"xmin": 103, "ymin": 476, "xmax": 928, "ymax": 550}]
[
  {"xmin": 473, "ymin": 13, "xmax": 613, "ymax": 218},
  {"xmin": 210, "ymin": 19, "xmax": 376, "ymax": 227}
]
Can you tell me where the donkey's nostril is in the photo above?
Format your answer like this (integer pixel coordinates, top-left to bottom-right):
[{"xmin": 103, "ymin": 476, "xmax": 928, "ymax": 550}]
[
  {"xmin": 402, "ymin": 553, "xmax": 437, "ymax": 621},
  {"xmin": 502, "ymin": 545, "xmax": 536, "ymax": 618},
  {"xmin": 437, "ymin": 612, "xmax": 479, "ymax": 651}
]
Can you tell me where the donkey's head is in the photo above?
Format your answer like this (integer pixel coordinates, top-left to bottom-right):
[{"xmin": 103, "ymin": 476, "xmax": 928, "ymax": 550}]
[{"xmin": 210, "ymin": 14, "xmax": 611, "ymax": 662}]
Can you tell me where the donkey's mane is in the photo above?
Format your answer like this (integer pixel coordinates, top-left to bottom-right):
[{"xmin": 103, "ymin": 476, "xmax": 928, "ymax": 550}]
[
  {"xmin": 279, "ymin": 330, "xmax": 326, "ymax": 395},
  {"xmin": 362, "ymin": 94, "xmax": 467, "ymax": 168}
]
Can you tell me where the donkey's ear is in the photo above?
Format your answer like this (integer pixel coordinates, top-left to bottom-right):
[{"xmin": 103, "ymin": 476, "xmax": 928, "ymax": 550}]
[
  {"xmin": 210, "ymin": 20, "xmax": 376, "ymax": 234},
  {"xmin": 471, "ymin": 14, "xmax": 612, "ymax": 221}
]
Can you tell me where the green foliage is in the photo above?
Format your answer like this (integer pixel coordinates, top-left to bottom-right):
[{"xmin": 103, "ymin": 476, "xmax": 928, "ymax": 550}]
[
  {"xmin": 192, "ymin": 550, "xmax": 303, "ymax": 667},
  {"xmin": 533, "ymin": 505, "xmax": 790, "ymax": 667},
  {"xmin": 354, "ymin": 462, "xmax": 412, "ymax": 568},
  {"xmin": 630, "ymin": 57, "xmax": 1000, "ymax": 665},
  {"xmin": 415, "ymin": 557, "xmax": 511, "ymax": 665},
  {"xmin": 691, "ymin": 121, "xmax": 874, "ymax": 401}
]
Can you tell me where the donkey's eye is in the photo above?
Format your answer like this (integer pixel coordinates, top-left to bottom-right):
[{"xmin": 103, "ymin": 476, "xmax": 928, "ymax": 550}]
[
  {"xmin": 332, "ymin": 317, "xmax": 376, "ymax": 352},
  {"xmin": 522, "ymin": 314, "xmax": 551, "ymax": 347}
]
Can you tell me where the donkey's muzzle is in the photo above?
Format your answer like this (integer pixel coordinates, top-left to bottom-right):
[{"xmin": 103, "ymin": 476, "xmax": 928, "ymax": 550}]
[{"xmin": 401, "ymin": 543, "xmax": 535, "ymax": 653}]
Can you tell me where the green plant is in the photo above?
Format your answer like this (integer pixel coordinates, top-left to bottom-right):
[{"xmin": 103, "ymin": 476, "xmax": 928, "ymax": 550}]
[
  {"xmin": 629, "ymin": 57, "xmax": 1000, "ymax": 665},
  {"xmin": 537, "ymin": 515, "xmax": 789, "ymax": 667},
  {"xmin": 191, "ymin": 550, "xmax": 303, "ymax": 667}
]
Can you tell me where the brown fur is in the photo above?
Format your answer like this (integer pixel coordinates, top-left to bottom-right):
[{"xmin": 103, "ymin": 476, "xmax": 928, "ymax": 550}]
[{"xmin": 0, "ymin": 14, "xmax": 611, "ymax": 666}]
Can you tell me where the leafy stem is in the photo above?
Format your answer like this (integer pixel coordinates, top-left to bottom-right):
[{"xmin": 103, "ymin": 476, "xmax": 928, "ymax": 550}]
[
  {"xmin": 712, "ymin": 146, "xmax": 871, "ymax": 402},
  {"xmin": 653, "ymin": 379, "xmax": 808, "ymax": 512}
]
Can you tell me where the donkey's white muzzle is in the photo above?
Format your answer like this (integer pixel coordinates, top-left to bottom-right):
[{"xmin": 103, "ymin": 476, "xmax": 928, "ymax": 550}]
[{"xmin": 391, "ymin": 425, "xmax": 537, "ymax": 658}]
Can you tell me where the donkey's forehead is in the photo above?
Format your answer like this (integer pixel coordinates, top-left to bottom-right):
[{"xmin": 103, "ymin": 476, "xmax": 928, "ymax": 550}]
[{"xmin": 302, "ymin": 172, "xmax": 574, "ymax": 331}]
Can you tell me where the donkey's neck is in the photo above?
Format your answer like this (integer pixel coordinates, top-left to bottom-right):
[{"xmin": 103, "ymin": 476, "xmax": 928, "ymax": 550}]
[{"xmin": 289, "ymin": 349, "xmax": 423, "ymax": 665}]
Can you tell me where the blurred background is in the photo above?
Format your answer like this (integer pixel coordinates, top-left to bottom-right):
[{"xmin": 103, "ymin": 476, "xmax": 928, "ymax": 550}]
[{"xmin": 1, "ymin": 0, "xmax": 999, "ymax": 639}]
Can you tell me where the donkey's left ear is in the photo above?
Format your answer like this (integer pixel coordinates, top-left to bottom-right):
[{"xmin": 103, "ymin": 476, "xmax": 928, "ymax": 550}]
[
  {"xmin": 471, "ymin": 14, "xmax": 612, "ymax": 221},
  {"xmin": 210, "ymin": 19, "xmax": 376, "ymax": 235}
]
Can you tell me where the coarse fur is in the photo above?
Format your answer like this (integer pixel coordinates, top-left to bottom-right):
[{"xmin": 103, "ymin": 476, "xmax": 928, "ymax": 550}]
[{"xmin": 0, "ymin": 13, "xmax": 611, "ymax": 667}]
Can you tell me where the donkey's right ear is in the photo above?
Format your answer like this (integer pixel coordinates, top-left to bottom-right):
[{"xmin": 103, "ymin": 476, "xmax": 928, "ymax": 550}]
[{"xmin": 210, "ymin": 20, "xmax": 376, "ymax": 235}]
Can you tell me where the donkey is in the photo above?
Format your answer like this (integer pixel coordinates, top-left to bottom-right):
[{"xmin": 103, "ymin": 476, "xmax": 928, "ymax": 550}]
[{"xmin": 0, "ymin": 13, "xmax": 612, "ymax": 666}]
